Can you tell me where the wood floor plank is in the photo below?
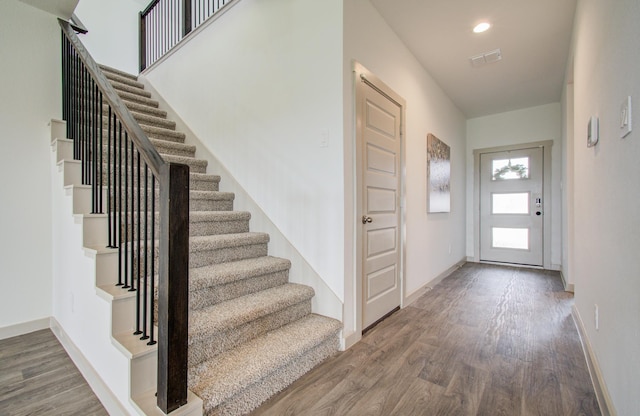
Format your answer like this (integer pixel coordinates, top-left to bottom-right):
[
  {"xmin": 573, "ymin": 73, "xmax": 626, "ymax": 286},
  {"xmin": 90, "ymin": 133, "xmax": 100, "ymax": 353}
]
[
  {"xmin": 521, "ymin": 361, "xmax": 565, "ymax": 416},
  {"xmin": 346, "ymin": 340, "xmax": 436, "ymax": 416},
  {"xmin": 443, "ymin": 362, "xmax": 490, "ymax": 415},
  {"xmin": 390, "ymin": 377, "xmax": 455, "ymax": 416},
  {"xmin": 251, "ymin": 341, "xmax": 377, "ymax": 415},
  {"xmin": 0, "ymin": 329, "xmax": 107, "ymax": 415},
  {"xmin": 476, "ymin": 356, "xmax": 525, "ymax": 416},
  {"xmin": 251, "ymin": 263, "xmax": 601, "ymax": 415}
]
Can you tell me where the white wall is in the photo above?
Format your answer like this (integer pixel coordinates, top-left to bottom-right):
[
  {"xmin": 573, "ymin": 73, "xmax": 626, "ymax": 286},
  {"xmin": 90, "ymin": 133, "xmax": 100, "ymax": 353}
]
[
  {"xmin": 144, "ymin": 0, "xmax": 345, "ymax": 304},
  {"xmin": 466, "ymin": 103, "xmax": 563, "ymax": 268},
  {"xmin": 343, "ymin": 0, "xmax": 467, "ymax": 339},
  {"xmin": 74, "ymin": 0, "xmax": 146, "ymax": 75},
  {"xmin": 566, "ymin": 0, "xmax": 640, "ymax": 414},
  {"xmin": 0, "ymin": 0, "xmax": 59, "ymax": 333}
]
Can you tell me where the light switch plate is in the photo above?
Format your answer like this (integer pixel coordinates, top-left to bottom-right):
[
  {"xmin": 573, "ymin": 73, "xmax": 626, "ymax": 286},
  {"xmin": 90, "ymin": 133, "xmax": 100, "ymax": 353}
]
[{"xmin": 621, "ymin": 96, "xmax": 632, "ymax": 138}]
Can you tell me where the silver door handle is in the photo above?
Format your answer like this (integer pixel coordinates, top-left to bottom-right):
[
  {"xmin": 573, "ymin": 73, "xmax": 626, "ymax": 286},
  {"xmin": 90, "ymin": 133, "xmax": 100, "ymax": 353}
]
[{"xmin": 362, "ymin": 215, "xmax": 373, "ymax": 224}]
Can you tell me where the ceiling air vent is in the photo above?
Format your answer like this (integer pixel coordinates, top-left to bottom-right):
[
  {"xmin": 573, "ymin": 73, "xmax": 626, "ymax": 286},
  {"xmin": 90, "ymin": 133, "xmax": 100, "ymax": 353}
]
[{"xmin": 470, "ymin": 48, "xmax": 502, "ymax": 68}]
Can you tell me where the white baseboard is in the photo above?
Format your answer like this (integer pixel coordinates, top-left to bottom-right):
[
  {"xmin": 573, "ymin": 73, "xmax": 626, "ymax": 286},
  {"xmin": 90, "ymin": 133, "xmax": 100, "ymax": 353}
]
[
  {"xmin": 50, "ymin": 318, "xmax": 129, "ymax": 416},
  {"xmin": 0, "ymin": 317, "xmax": 50, "ymax": 340},
  {"xmin": 342, "ymin": 330, "xmax": 361, "ymax": 351},
  {"xmin": 571, "ymin": 306, "xmax": 616, "ymax": 416},
  {"xmin": 404, "ymin": 257, "xmax": 466, "ymax": 307}
]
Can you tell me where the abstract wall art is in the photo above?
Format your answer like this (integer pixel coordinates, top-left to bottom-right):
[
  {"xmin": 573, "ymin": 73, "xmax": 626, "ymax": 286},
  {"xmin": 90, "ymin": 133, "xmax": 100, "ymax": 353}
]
[{"xmin": 427, "ymin": 133, "xmax": 451, "ymax": 213}]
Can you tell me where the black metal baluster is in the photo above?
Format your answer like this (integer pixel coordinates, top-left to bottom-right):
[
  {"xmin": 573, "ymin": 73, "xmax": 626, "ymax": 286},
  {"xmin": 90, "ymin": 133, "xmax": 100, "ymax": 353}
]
[
  {"xmin": 98, "ymin": 90, "xmax": 104, "ymax": 214},
  {"xmin": 183, "ymin": 0, "xmax": 192, "ymax": 36},
  {"xmin": 156, "ymin": 8, "xmax": 160, "ymax": 63},
  {"xmin": 123, "ymin": 130, "xmax": 129, "ymax": 289},
  {"xmin": 134, "ymin": 149, "xmax": 142, "ymax": 336},
  {"xmin": 141, "ymin": 164, "xmax": 150, "ymax": 341},
  {"xmin": 72, "ymin": 48, "xmax": 78, "ymax": 156},
  {"xmin": 107, "ymin": 107, "xmax": 113, "ymax": 247},
  {"xmin": 91, "ymin": 82, "xmax": 97, "ymax": 213},
  {"xmin": 79, "ymin": 66, "xmax": 85, "ymax": 181},
  {"xmin": 85, "ymin": 68, "xmax": 90, "ymax": 186},
  {"xmin": 61, "ymin": 33, "xmax": 67, "ymax": 129},
  {"xmin": 165, "ymin": 0, "xmax": 169, "ymax": 56},
  {"xmin": 129, "ymin": 139, "xmax": 136, "ymax": 293},
  {"xmin": 149, "ymin": 174, "xmax": 157, "ymax": 346},
  {"xmin": 117, "ymin": 122, "xmax": 124, "ymax": 286}
]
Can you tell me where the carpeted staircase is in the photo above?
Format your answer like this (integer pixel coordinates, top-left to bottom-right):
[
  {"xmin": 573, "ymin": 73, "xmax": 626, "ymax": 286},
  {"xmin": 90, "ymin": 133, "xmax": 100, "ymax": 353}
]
[{"xmin": 98, "ymin": 65, "xmax": 341, "ymax": 416}]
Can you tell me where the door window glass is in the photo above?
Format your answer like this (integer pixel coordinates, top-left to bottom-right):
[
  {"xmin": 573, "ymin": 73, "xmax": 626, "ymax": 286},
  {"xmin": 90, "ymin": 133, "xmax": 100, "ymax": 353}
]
[
  {"xmin": 492, "ymin": 157, "xmax": 529, "ymax": 180},
  {"xmin": 492, "ymin": 193, "xmax": 529, "ymax": 214},
  {"xmin": 492, "ymin": 227, "xmax": 529, "ymax": 250}
]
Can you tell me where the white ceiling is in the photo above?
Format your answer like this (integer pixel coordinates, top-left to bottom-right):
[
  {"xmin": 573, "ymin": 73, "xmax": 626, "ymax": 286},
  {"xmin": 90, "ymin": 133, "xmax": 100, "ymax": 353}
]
[{"xmin": 370, "ymin": 0, "xmax": 577, "ymax": 118}]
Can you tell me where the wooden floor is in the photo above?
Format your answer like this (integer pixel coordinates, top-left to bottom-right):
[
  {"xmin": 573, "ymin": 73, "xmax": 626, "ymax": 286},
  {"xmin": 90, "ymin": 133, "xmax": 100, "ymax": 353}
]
[
  {"xmin": 0, "ymin": 329, "xmax": 107, "ymax": 416},
  {"xmin": 252, "ymin": 263, "xmax": 601, "ymax": 416}
]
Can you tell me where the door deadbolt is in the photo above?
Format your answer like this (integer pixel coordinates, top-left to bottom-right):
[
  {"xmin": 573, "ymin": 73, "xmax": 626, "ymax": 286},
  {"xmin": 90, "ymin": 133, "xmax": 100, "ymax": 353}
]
[{"xmin": 362, "ymin": 215, "xmax": 373, "ymax": 224}]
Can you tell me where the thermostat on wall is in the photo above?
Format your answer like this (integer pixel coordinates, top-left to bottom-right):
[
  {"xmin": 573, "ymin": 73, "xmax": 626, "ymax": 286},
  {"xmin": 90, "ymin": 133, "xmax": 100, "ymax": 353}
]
[{"xmin": 587, "ymin": 116, "xmax": 599, "ymax": 147}]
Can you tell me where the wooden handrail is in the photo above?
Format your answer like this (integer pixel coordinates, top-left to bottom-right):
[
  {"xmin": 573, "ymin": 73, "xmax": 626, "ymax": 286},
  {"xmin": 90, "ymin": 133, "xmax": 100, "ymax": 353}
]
[
  {"xmin": 59, "ymin": 19, "xmax": 189, "ymax": 414},
  {"xmin": 59, "ymin": 19, "xmax": 165, "ymax": 177}
]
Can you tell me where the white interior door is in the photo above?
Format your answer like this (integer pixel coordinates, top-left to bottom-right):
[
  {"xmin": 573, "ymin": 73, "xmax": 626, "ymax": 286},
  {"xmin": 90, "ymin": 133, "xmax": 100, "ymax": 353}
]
[
  {"xmin": 360, "ymin": 79, "xmax": 402, "ymax": 330},
  {"xmin": 480, "ymin": 147, "xmax": 544, "ymax": 266}
]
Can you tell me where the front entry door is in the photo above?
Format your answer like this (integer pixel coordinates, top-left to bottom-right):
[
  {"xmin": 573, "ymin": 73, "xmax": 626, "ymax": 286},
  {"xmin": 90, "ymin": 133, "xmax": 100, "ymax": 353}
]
[
  {"xmin": 480, "ymin": 147, "xmax": 544, "ymax": 266},
  {"xmin": 359, "ymin": 77, "xmax": 402, "ymax": 329}
]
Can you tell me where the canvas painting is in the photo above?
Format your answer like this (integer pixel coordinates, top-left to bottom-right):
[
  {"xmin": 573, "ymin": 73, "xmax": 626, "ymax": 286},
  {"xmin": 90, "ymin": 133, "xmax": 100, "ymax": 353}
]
[{"xmin": 427, "ymin": 133, "xmax": 451, "ymax": 213}]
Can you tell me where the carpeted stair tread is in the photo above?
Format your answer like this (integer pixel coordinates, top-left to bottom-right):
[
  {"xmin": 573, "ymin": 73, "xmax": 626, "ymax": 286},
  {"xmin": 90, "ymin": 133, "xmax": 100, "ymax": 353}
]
[
  {"xmin": 191, "ymin": 190, "xmax": 234, "ymax": 202},
  {"xmin": 150, "ymin": 138, "xmax": 195, "ymax": 157},
  {"xmin": 189, "ymin": 233, "xmax": 269, "ymax": 268},
  {"xmin": 191, "ymin": 210, "xmax": 250, "ymax": 223},
  {"xmin": 189, "ymin": 211, "xmax": 251, "ymax": 236},
  {"xmin": 142, "ymin": 124, "xmax": 186, "ymax": 143},
  {"xmin": 119, "ymin": 90, "xmax": 160, "ymax": 107},
  {"xmin": 160, "ymin": 154, "xmax": 208, "ymax": 173},
  {"xmin": 189, "ymin": 314, "xmax": 341, "ymax": 415},
  {"xmin": 111, "ymin": 80, "xmax": 152, "ymax": 99},
  {"xmin": 99, "ymin": 64, "xmax": 138, "ymax": 81},
  {"xmin": 190, "ymin": 232, "xmax": 269, "ymax": 252},
  {"xmin": 190, "ymin": 257, "xmax": 290, "ymax": 291},
  {"xmin": 131, "ymin": 111, "xmax": 176, "ymax": 130},
  {"xmin": 190, "ymin": 173, "xmax": 221, "ymax": 192},
  {"xmin": 103, "ymin": 71, "xmax": 145, "ymax": 89},
  {"xmin": 122, "ymin": 100, "xmax": 167, "ymax": 118},
  {"xmin": 190, "ymin": 283, "xmax": 313, "ymax": 340},
  {"xmin": 100, "ymin": 138, "xmax": 194, "ymax": 158}
]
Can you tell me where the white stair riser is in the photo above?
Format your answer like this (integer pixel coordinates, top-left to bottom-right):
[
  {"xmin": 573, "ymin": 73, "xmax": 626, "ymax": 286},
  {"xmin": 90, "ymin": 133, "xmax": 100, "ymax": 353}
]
[
  {"xmin": 93, "ymin": 250, "xmax": 119, "ymax": 287},
  {"xmin": 66, "ymin": 186, "xmax": 108, "ymax": 215},
  {"xmin": 59, "ymin": 160, "xmax": 82, "ymax": 186},
  {"xmin": 111, "ymin": 295, "xmax": 136, "ymax": 335},
  {"xmin": 54, "ymin": 138, "xmax": 74, "ymax": 162},
  {"xmin": 78, "ymin": 215, "xmax": 109, "ymax": 247},
  {"xmin": 130, "ymin": 348, "xmax": 157, "ymax": 398}
]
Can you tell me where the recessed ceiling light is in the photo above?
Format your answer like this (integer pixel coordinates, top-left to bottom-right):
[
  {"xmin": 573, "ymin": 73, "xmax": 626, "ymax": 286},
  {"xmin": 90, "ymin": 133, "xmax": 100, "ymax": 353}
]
[{"xmin": 473, "ymin": 22, "xmax": 491, "ymax": 33}]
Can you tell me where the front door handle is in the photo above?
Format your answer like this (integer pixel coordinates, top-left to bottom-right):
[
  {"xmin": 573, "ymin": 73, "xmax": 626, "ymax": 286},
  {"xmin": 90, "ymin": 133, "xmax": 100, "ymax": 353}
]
[{"xmin": 362, "ymin": 215, "xmax": 373, "ymax": 224}]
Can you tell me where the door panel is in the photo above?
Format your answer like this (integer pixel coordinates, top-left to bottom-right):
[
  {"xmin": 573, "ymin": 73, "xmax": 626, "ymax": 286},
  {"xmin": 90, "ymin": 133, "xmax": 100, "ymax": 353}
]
[
  {"xmin": 361, "ymin": 81, "xmax": 402, "ymax": 329},
  {"xmin": 480, "ymin": 147, "xmax": 543, "ymax": 266}
]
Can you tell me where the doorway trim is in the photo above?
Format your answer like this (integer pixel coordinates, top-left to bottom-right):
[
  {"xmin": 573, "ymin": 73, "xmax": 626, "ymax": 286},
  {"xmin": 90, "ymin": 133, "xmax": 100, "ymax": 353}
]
[
  {"xmin": 353, "ymin": 62, "xmax": 406, "ymax": 341},
  {"xmin": 473, "ymin": 140, "xmax": 553, "ymax": 269}
]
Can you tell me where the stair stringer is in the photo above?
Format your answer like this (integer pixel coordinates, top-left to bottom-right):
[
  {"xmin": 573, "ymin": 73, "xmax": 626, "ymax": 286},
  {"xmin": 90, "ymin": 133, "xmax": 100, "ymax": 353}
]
[
  {"xmin": 50, "ymin": 119, "xmax": 203, "ymax": 416},
  {"xmin": 136, "ymin": 77, "xmax": 345, "ymax": 344}
]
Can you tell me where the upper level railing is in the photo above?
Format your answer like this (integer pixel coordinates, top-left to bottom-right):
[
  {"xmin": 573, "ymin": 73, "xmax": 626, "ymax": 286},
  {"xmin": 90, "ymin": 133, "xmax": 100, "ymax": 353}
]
[
  {"xmin": 139, "ymin": 0, "xmax": 232, "ymax": 71},
  {"xmin": 59, "ymin": 19, "xmax": 190, "ymax": 414}
]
